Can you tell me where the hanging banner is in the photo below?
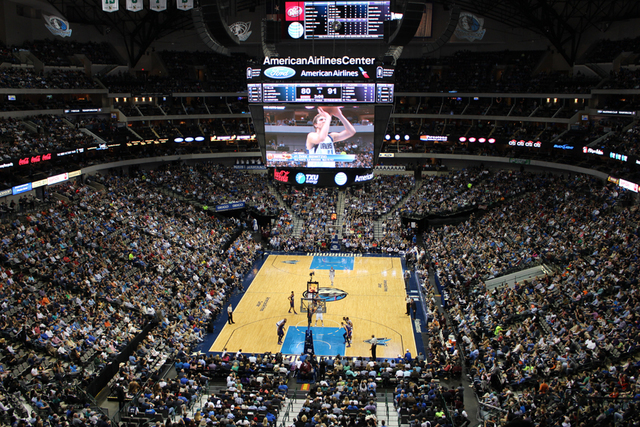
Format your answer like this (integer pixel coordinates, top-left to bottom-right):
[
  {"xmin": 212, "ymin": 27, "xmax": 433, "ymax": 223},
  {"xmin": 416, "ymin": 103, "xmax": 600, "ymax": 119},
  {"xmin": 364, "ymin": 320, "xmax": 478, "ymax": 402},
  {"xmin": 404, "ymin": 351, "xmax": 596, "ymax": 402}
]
[
  {"xmin": 177, "ymin": 0, "xmax": 194, "ymax": 11},
  {"xmin": 103, "ymin": 0, "xmax": 119, "ymax": 12},
  {"xmin": 126, "ymin": 0, "xmax": 143, "ymax": 12},
  {"xmin": 150, "ymin": 0, "xmax": 167, "ymax": 11}
]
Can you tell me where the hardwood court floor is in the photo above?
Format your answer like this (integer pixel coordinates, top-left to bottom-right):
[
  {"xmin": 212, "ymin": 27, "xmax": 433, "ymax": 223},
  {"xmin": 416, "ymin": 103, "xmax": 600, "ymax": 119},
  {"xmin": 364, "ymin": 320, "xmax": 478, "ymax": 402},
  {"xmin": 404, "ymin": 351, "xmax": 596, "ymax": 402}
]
[{"xmin": 209, "ymin": 254, "xmax": 417, "ymax": 359}]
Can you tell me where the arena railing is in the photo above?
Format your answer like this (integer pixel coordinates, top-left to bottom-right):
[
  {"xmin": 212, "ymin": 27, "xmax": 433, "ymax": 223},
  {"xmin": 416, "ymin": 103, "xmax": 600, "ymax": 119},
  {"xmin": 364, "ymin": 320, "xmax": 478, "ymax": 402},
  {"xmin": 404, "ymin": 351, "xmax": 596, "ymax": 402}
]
[
  {"xmin": 477, "ymin": 401, "xmax": 508, "ymax": 426},
  {"xmin": 112, "ymin": 358, "xmax": 175, "ymax": 425},
  {"xmin": 277, "ymin": 400, "xmax": 294, "ymax": 427}
]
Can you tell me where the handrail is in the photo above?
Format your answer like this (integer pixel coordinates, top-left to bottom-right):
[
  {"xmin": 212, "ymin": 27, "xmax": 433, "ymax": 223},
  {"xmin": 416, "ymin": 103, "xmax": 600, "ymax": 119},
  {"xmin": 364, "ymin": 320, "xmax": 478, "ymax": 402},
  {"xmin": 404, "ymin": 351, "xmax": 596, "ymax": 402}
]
[
  {"xmin": 385, "ymin": 392, "xmax": 390, "ymax": 424},
  {"xmin": 478, "ymin": 402, "xmax": 509, "ymax": 413},
  {"xmin": 485, "ymin": 263, "xmax": 548, "ymax": 290},
  {"xmin": 277, "ymin": 400, "xmax": 294, "ymax": 427},
  {"xmin": 113, "ymin": 359, "xmax": 174, "ymax": 424}
]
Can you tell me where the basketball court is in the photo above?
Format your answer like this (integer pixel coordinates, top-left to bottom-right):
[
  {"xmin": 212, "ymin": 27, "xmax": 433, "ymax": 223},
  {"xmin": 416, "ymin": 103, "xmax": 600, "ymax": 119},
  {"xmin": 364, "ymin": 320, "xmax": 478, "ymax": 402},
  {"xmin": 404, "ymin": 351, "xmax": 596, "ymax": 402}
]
[{"xmin": 205, "ymin": 253, "xmax": 419, "ymax": 359}]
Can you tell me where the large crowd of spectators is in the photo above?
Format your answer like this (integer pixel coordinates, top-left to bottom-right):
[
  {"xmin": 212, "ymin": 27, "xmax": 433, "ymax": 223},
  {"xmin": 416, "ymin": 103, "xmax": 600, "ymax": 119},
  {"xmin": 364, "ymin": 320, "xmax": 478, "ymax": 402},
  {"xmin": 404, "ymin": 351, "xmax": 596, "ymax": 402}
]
[
  {"xmin": 17, "ymin": 40, "xmax": 121, "ymax": 67},
  {"xmin": 0, "ymin": 68, "xmax": 101, "ymax": 90},
  {"xmin": 603, "ymin": 68, "xmax": 640, "ymax": 90},
  {"xmin": 0, "ymin": 42, "xmax": 20, "ymax": 65},
  {"xmin": 0, "ymin": 38, "xmax": 637, "ymax": 190},
  {"xmin": 101, "ymin": 51, "xmax": 249, "ymax": 94},
  {"xmin": 394, "ymin": 50, "xmax": 601, "ymax": 94},
  {"xmin": 275, "ymin": 185, "xmax": 339, "ymax": 252},
  {"xmin": 598, "ymin": 123, "xmax": 640, "ymax": 157},
  {"xmin": 582, "ymin": 37, "xmax": 640, "ymax": 64},
  {"xmin": 401, "ymin": 169, "xmax": 533, "ymax": 219},
  {"xmin": 0, "ymin": 160, "xmax": 638, "ymax": 427},
  {"xmin": 0, "ymin": 116, "xmax": 95, "ymax": 161},
  {"xmin": 120, "ymin": 352, "xmax": 291, "ymax": 424},
  {"xmin": 0, "ymin": 38, "xmax": 633, "ymax": 99},
  {"xmin": 2, "ymin": 35, "xmax": 640, "ymax": 427},
  {"xmin": 420, "ymin": 173, "xmax": 640, "ymax": 426},
  {"xmin": 0, "ymin": 166, "xmax": 268, "ymax": 425}
]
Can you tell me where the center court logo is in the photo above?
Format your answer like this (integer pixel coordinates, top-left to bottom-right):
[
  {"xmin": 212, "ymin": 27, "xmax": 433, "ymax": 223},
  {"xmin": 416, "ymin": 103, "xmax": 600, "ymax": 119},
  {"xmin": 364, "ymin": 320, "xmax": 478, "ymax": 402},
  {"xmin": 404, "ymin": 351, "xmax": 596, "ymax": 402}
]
[
  {"xmin": 364, "ymin": 337, "xmax": 391, "ymax": 346},
  {"xmin": 303, "ymin": 287, "xmax": 348, "ymax": 302},
  {"xmin": 264, "ymin": 66, "xmax": 296, "ymax": 79}
]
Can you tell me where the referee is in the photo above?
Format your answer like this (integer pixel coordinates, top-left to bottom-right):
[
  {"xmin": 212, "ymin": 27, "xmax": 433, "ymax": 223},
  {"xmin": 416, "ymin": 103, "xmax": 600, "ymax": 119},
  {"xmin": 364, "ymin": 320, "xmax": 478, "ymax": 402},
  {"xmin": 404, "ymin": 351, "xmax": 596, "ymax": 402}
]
[{"xmin": 370, "ymin": 335, "xmax": 378, "ymax": 359}]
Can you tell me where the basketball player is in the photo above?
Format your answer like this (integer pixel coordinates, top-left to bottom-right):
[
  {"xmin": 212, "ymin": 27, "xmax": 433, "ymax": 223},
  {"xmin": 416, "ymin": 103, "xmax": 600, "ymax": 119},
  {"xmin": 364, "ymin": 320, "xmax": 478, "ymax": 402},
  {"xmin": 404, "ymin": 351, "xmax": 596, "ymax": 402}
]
[
  {"xmin": 307, "ymin": 302, "xmax": 316, "ymax": 328},
  {"xmin": 306, "ymin": 106, "xmax": 356, "ymax": 155},
  {"xmin": 342, "ymin": 317, "xmax": 353, "ymax": 336},
  {"xmin": 342, "ymin": 321, "xmax": 352, "ymax": 347},
  {"xmin": 315, "ymin": 302, "xmax": 324, "ymax": 327},
  {"xmin": 276, "ymin": 318, "xmax": 287, "ymax": 345},
  {"xmin": 329, "ymin": 267, "xmax": 335, "ymax": 286},
  {"xmin": 288, "ymin": 291, "xmax": 297, "ymax": 314}
]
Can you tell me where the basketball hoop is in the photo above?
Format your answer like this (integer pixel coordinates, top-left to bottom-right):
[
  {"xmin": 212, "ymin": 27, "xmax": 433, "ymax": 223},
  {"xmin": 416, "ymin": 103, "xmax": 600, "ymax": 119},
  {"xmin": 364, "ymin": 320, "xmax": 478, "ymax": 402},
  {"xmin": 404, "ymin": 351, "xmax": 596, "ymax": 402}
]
[{"xmin": 301, "ymin": 297, "xmax": 326, "ymax": 313}]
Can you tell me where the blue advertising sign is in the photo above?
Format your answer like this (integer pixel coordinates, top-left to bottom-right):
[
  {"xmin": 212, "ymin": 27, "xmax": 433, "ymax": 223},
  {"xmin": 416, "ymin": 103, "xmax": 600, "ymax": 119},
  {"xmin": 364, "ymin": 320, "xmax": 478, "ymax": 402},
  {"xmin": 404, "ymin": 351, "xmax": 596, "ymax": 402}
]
[{"xmin": 215, "ymin": 201, "xmax": 246, "ymax": 212}]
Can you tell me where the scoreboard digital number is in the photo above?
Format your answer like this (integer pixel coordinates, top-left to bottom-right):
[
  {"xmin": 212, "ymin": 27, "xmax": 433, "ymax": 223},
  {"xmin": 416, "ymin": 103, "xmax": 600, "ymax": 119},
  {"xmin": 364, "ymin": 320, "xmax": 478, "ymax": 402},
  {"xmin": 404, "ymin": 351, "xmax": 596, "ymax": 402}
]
[
  {"xmin": 284, "ymin": 1, "xmax": 391, "ymax": 40},
  {"xmin": 249, "ymin": 83, "xmax": 393, "ymax": 103},
  {"xmin": 296, "ymin": 85, "xmax": 342, "ymax": 100},
  {"xmin": 265, "ymin": 83, "xmax": 372, "ymax": 103}
]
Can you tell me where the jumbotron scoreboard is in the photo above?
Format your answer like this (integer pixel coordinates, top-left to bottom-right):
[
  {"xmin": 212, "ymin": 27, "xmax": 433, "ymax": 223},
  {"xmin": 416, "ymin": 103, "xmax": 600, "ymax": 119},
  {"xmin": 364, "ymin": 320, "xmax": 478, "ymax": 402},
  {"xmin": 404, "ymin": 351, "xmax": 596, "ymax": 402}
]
[
  {"xmin": 247, "ymin": 54, "xmax": 394, "ymax": 187},
  {"xmin": 283, "ymin": 1, "xmax": 391, "ymax": 40},
  {"xmin": 249, "ymin": 82, "xmax": 394, "ymax": 103},
  {"xmin": 247, "ymin": 54, "xmax": 394, "ymax": 103}
]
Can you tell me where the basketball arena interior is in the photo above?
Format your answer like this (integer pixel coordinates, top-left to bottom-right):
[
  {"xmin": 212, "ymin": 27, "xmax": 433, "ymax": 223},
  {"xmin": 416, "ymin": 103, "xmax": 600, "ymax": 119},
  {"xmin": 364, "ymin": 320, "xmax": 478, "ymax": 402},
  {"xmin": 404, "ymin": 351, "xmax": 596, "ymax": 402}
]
[{"xmin": 0, "ymin": 0, "xmax": 639, "ymax": 426}]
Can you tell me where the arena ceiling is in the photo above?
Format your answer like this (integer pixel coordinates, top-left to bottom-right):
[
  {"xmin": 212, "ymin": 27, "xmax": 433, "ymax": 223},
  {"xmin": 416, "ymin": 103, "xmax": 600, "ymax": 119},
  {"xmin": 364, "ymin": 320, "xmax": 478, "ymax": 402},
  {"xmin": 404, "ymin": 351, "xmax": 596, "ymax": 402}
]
[
  {"xmin": 41, "ymin": 0, "xmax": 640, "ymax": 65},
  {"xmin": 447, "ymin": 0, "xmax": 640, "ymax": 63}
]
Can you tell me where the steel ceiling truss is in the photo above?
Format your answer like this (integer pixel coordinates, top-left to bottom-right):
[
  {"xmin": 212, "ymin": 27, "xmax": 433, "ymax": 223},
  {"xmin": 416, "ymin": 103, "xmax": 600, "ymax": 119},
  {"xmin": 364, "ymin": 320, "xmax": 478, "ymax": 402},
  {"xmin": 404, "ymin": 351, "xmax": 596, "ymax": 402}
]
[
  {"xmin": 435, "ymin": 0, "xmax": 640, "ymax": 64},
  {"xmin": 45, "ymin": 0, "xmax": 193, "ymax": 66},
  {"xmin": 39, "ymin": 1, "xmax": 640, "ymax": 66}
]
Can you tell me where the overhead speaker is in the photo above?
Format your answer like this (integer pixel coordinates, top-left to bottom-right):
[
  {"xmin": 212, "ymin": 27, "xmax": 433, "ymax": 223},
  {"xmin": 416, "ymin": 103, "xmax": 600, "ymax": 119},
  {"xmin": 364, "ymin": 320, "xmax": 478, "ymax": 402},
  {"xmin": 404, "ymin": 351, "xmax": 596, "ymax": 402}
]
[
  {"xmin": 192, "ymin": 9, "xmax": 230, "ymax": 56},
  {"xmin": 387, "ymin": 0, "xmax": 425, "ymax": 46},
  {"xmin": 262, "ymin": 19, "xmax": 280, "ymax": 58},
  {"xmin": 198, "ymin": 0, "xmax": 240, "ymax": 48},
  {"xmin": 390, "ymin": 0, "xmax": 406, "ymax": 13},
  {"xmin": 381, "ymin": 46, "xmax": 403, "ymax": 65},
  {"xmin": 423, "ymin": 5, "xmax": 461, "ymax": 55},
  {"xmin": 383, "ymin": 19, "xmax": 398, "ymax": 43},
  {"xmin": 264, "ymin": 20, "xmax": 281, "ymax": 44}
]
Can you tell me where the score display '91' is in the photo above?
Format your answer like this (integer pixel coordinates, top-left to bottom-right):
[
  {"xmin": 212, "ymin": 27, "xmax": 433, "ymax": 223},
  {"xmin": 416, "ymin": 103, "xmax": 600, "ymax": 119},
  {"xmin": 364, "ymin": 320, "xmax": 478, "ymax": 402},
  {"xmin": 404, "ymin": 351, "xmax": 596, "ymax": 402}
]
[{"xmin": 296, "ymin": 86, "xmax": 342, "ymax": 99}]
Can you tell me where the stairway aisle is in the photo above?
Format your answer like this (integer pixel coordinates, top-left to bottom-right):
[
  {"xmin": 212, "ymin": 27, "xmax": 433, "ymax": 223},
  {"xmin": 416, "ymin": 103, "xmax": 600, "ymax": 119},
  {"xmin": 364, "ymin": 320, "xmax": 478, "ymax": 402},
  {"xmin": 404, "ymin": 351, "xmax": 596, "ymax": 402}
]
[
  {"xmin": 335, "ymin": 189, "xmax": 346, "ymax": 239},
  {"xmin": 274, "ymin": 389, "xmax": 401, "ymax": 427},
  {"xmin": 267, "ymin": 182, "xmax": 303, "ymax": 238},
  {"xmin": 276, "ymin": 392, "xmax": 305, "ymax": 426},
  {"xmin": 379, "ymin": 391, "xmax": 401, "ymax": 427}
]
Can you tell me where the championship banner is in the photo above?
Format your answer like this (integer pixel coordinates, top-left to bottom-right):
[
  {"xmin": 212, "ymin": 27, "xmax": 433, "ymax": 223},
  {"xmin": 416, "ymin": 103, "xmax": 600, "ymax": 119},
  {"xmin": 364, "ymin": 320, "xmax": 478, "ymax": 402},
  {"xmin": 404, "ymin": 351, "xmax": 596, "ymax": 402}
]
[
  {"xmin": 103, "ymin": 0, "xmax": 119, "ymax": 12},
  {"xmin": 150, "ymin": 0, "xmax": 167, "ymax": 11},
  {"xmin": 177, "ymin": 0, "xmax": 194, "ymax": 11},
  {"xmin": 126, "ymin": 0, "xmax": 143, "ymax": 12}
]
